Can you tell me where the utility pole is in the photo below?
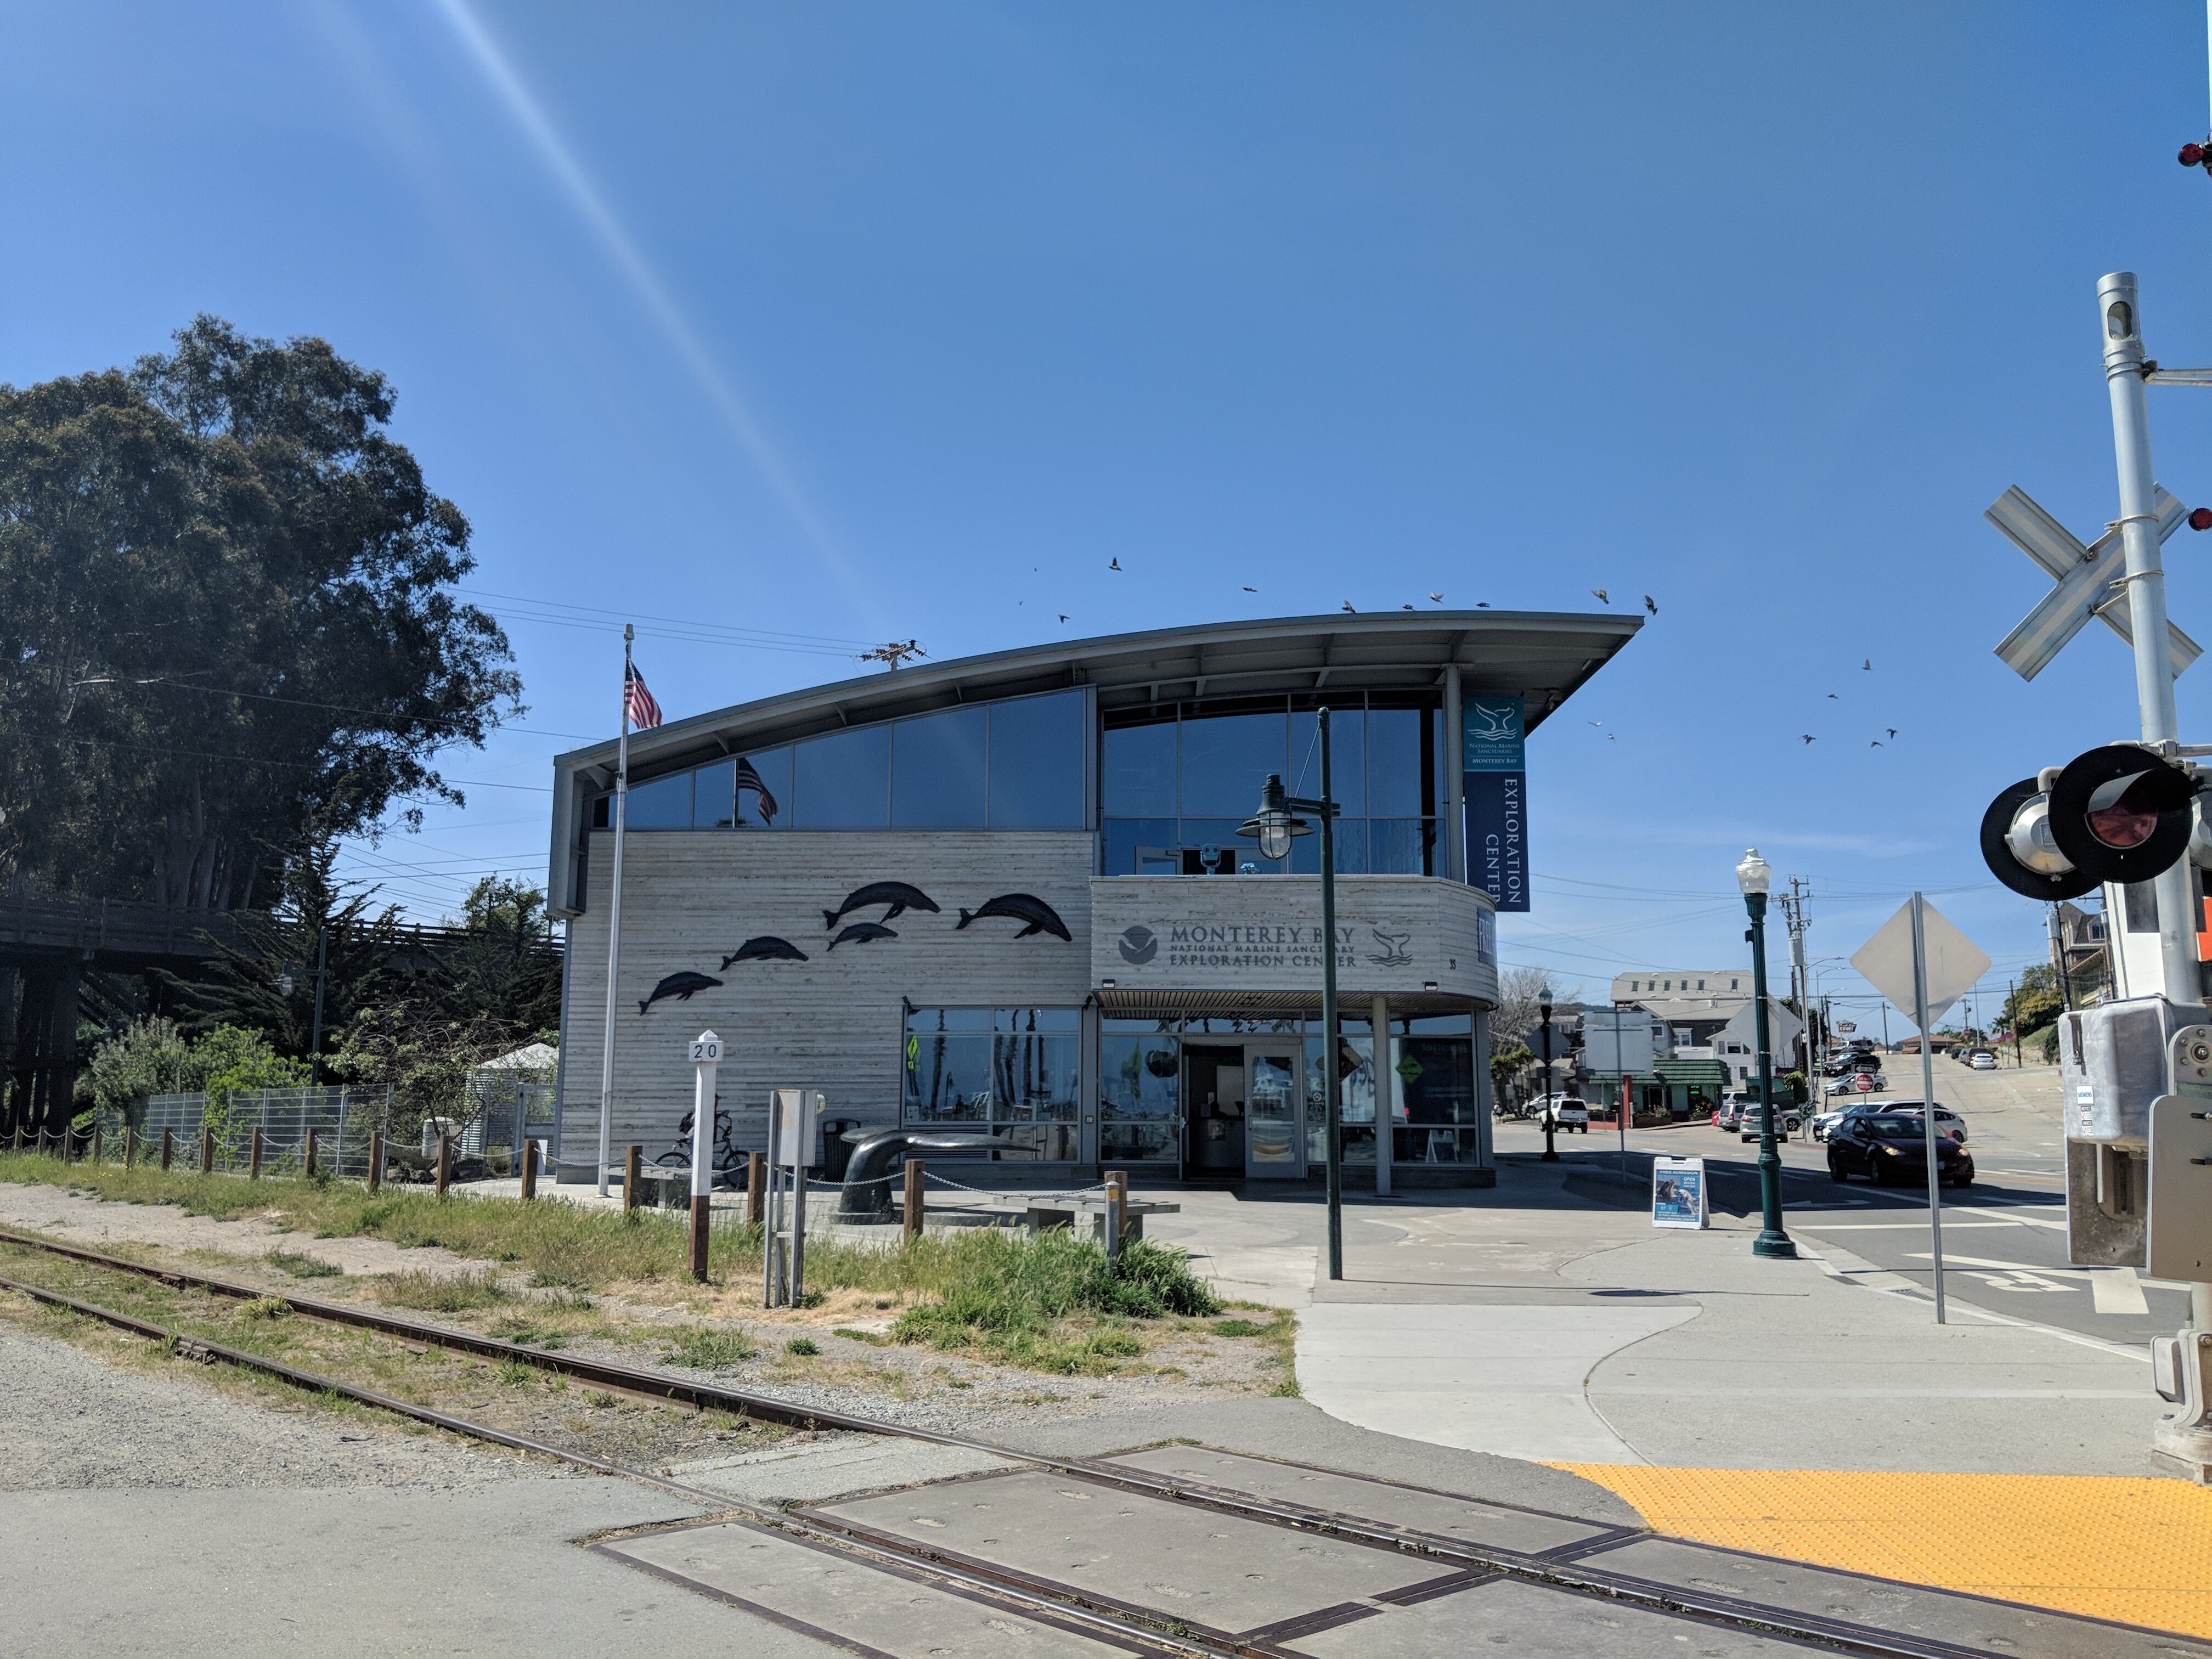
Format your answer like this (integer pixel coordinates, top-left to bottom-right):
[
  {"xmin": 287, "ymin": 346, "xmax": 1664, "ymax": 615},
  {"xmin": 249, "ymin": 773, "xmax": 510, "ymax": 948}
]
[
  {"xmin": 1781, "ymin": 878, "xmax": 1813, "ymax": 1076},
  {"xmin": 2049, "ymin": 903, "xmax": 2075, "ymax": 1012},
  {"xmin": 2095, "ymin": 272, "xmax": 2212, "ymax": 1479}
]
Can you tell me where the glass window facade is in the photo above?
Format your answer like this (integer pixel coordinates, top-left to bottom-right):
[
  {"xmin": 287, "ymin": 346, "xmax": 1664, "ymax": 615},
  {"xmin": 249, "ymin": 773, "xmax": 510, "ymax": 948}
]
[
  {"xmin": 903, "ymin": 1007, "xmax": 1079, "ymax": 1160},
  {"xmin": 593, "ymin": 688, "xmax": 1085, "ymax": 833},
  {"xmin": 1100, "ymin": 696, "xmax": 1443, "ymax": 875}
]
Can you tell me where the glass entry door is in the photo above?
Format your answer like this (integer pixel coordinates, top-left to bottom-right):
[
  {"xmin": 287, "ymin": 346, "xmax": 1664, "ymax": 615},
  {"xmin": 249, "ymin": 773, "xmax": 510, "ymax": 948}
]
[{"xmin": 1244, "ymin": 1048, "xmax": 1306, "ymax": 1178}]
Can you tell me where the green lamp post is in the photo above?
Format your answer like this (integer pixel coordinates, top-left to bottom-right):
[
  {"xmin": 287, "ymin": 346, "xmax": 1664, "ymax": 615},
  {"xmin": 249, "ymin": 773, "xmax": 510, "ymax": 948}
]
[{"xmin": 1737, "ymin": 848, "xmax": 1797, "ymax": 1260}]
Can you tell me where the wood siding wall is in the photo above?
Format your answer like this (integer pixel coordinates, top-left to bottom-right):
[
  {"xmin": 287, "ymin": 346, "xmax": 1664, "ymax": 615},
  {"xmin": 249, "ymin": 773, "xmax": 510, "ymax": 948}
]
[{"xmin": 557, "ymin": 830, "xmax": 1095, "ymax": 1169}]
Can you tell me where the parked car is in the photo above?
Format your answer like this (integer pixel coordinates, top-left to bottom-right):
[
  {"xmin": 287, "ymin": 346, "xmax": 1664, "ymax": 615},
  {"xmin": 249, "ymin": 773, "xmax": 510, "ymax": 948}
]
[
  {"xmin": 1882, "ymin": 1102, "xmax": 1969, "ymax": 1144},
  {"xmin": 1737, "ymin": 1103, "xmax": 1802, "ymax": 1141},
  {"xmin": 1823, "ymin": 1068, "xmax": 1887, "ymax": 1096},
  {"xmin": 1827, "ymin": 1111, "xmax": 1976, "ymax": 1187},
  {"xmin": 1967, "ymin": 1050, "xmax": 1997, "ymax": 1071}
]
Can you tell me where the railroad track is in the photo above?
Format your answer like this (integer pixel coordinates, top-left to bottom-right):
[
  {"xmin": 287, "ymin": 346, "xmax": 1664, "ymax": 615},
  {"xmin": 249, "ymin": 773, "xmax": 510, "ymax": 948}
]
[{"xmin": 0, "ymin": 1225, "xmax": 2177, "ymax": 1659}]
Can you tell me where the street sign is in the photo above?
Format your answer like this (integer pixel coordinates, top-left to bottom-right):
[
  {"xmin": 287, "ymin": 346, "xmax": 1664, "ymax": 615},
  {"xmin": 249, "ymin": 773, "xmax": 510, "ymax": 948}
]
[
  {"xmin": 689, "ymin": 1032, "xmax": 723, "ymax": 1064},
  {"xmin": 1987, "ymin": 484, "xmax": 2202, "ymax": 681},
  {"xmin": 1852, "ymin": 899, "xmax": 1990, "ymax": 1029},
  {"xmin": 1836, "ymin": 1022, "xmax": 1857, "ymax": 1033}
]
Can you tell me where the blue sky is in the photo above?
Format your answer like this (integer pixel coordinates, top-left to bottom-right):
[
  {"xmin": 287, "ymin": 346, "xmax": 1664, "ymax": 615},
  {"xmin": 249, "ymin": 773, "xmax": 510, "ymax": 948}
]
[{"xmin": 9, "ymin": 2, "xmax": 2212, "ymax": 1032}]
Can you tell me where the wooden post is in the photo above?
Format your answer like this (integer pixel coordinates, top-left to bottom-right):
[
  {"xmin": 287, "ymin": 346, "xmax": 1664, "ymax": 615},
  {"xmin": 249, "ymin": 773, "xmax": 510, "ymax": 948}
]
[
  {"xmin": 304, "ymin": 1128, "xmax": 318, "ymax": 1180},
  {"xmin": 623, "ymin": 1143, "xmax": 642, "ymax": 1211},
  {"xmin": 249, "ymin": 1126, "xmax": 263, "ymax": 1181},
  {"xmin": 368, "ymin": 1130, "xmax": 382, "ymax": 1195},
  {"xmin": 13, "ymin": 1125, "xmax": 22, "ymax": 1153},
  {"xmin": 90, "ymin": 1125, "xmax": 102, "ymax": 1165},
  {"xmin": 746, "ymin": 1151, "xmax": 765, "ymax": 1225},
  {"xmin": 435, "ymin": 1133, "xmax": 452, "ymax": 1197},
  {"xmin": 690, "ymin": 1190, "xmax": 711, "ymax": 1282},
  {"xmin": 125, "ymin": 1128, "xmax": 138, "ymax": 1169},
  {"xmin": 521, "ymin": 1137, "xmax": 538, "ymax": 1201},
  {"xmin": 903, "ymin": 1158, "xmax": 925, "ymax": 1242},
  {"xmin": 161, "ymin": 1128, "xmax": 174, "ymax": 1171},
  {"xmin": 201, "ymin": 1125, "xmax": 215, "ymax": 1173}
]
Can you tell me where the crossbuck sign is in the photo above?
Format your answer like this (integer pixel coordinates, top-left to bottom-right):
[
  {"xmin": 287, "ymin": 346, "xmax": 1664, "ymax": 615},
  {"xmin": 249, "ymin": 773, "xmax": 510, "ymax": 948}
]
[{"xmin": 1987, "ymin": 484, "xmax": 2201, "ymax": 680}]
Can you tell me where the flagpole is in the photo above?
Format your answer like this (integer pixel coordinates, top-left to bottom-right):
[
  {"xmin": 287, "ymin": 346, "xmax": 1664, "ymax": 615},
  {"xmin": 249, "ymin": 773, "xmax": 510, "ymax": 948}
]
[{"xmin": 597, "ymin": 624, "xmax": 634, "ymax": 1197}]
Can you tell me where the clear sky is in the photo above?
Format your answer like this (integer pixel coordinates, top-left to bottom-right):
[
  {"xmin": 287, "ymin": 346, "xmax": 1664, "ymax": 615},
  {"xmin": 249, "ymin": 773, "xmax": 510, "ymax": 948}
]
[{"xmin": 10, "ymin": 2, "xmax": 2212, "ymax": 1033}]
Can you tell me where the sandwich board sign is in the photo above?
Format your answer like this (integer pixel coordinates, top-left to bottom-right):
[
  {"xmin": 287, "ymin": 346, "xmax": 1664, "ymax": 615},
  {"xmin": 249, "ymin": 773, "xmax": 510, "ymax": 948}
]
[{"xmin": 1652, "ymin": 1156, "xmax": 1708, "ymax": 1229}]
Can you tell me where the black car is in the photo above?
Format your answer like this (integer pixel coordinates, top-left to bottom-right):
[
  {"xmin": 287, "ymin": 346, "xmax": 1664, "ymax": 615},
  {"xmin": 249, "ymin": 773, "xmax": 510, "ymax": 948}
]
[{"xmin": 1827, "ymin": 1112, "xmax": 1974, "ymax": 1188}]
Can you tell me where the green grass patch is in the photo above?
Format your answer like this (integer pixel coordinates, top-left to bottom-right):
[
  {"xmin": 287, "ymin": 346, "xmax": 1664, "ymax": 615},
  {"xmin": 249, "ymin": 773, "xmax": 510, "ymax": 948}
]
[
  {"xmin": 663, "ymin": 1327, "xmax": 756, "ymax": 1370},
  {"xmin": 265, "ymin": 1249, "xmax": 342, "ymax": 1279},
  {"xmin": 783, "ymin": 1336, "xmax": 820, "ymax": 1357},
  {"xmin": 1209, "ymin": 1318, "xmax": 1265, "ymax": 1337},
  {"xmin": 889, "ymin": 1231, "xmax": 1216, "ymax": 1369},
  {"xmin": 485, "ymin": 1314, "xmax": 567, "ymax": 1349},
  {"xmin": 239, "ymin": 1295, "xmax": 290, "ymax": 1320},
  {"xmin": 372, "ymin": 1271, "xmax": 512, "ymax": 1312},
  {"xmin": 831, "ymin": 1327, "xmax": 888, "ymax": 1345}
]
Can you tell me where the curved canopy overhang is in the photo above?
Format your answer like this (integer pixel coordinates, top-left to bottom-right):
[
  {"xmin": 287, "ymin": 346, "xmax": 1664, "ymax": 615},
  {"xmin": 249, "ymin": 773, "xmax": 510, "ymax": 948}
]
[{"xmin": 546, "ymin": 608, "xmax": 1638, "ymax": 912}]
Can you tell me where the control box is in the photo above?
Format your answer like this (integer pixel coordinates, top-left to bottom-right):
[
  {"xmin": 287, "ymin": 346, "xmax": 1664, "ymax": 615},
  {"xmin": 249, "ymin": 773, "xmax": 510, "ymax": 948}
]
[{"xmin": 2063, "ymin": 999, "xmax": 2192, "ymax": 1267}]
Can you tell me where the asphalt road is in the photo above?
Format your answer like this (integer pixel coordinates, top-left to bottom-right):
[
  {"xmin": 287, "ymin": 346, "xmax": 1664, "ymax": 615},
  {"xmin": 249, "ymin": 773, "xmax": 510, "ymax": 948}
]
[{"xmin": 1505, "ymin": 1059, "xmax": 2191, "ymax": 1350}]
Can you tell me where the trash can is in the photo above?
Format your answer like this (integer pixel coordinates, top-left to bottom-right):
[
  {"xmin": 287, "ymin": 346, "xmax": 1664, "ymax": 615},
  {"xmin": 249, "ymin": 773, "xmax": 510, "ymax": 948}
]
[{"xmin": 819, "ymin": 1119, "xmax": 862, "ymax": 1183}]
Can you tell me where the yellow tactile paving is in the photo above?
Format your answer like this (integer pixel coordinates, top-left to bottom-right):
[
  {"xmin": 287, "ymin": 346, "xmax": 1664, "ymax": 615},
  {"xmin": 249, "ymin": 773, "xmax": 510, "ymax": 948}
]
[{"xmin": 1553, "ymin": 1464, "xmax": 2212, "ymax": 1640}]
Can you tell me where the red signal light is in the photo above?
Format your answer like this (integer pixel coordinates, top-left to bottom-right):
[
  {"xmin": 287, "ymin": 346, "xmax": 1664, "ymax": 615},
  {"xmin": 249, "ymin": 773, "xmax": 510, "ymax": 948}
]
[
  {"xmin": 2183, "ymin": 142, "xmax": 2208, "ymax": 167},
  {"xmin": 2190, "ymin": 507, "xmax": 2212, "ymax": 531}
]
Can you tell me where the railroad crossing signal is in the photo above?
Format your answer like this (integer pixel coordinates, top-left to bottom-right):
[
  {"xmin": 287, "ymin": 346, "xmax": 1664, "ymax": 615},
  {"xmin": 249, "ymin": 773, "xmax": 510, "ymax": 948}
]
[{"xmin": 1987, "ymin": 483, "xmax": 2203, "ymax": 681}]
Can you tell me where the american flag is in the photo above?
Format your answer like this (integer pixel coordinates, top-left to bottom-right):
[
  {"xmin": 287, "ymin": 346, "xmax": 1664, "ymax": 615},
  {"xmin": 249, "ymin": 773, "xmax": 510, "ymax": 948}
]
[
  {"xmin": 736, "ymin": 757, "xmax": 779, "ymax": 824},
  {"xmin": 623, "ymin": 663, "xmax": 662, "ymax": 731}
]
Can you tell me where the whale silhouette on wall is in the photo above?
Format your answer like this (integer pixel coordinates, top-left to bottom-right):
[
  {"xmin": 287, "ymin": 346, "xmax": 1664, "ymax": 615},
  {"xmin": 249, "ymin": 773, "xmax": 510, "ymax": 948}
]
[
  {"xmin": 956, "ymin": 893, "xmax": 1071, "ymax": 941},
  {"xmin": 823, "ymin": 881, "xmax": 940, "ymax": 929},
  {"xmin": 639, "ymin": 971, "xmax": 722, "ymax": 1014},
  {"xmin": 720, "ymin": 936, "xmax": 809, "ymax": 969}
]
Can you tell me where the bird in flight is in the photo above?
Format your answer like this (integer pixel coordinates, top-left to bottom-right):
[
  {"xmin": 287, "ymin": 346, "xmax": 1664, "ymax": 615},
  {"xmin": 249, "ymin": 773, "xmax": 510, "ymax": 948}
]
[
  {"xmin": 1476, "ymin": 601, "xmax": 1491, "ymax": 608},
  {"xmin": 1242, "ymin": 585, "xmax": 1257, "ymax": 592},
  {"xmin": 1607, "ymin": 733, "xmax": 1616, "ymax": 741},
  {"xmin": 1801, "ymin": 734, "xmax": 1816, "ymax": 743},
  {"xmin": 1058, "ymin": 613, "xmax": 1068, "ymax": 623},
  {"xmin": 1644, "ymin": 595, "xmax": 1657, "ymax": 614},
  {"xmin": 1429, "ymin": 591, "xmax": 1443, "ymax": 602},
  {"xmin": 1590, "ymin": 589, "xmax": 1609, "ymax": 603},
  {"xmin": 1886, "ymin": 727, "xmax": 1897, "ymax": 738},
  {"xmin": 1341, "ymin": 600, "xmax": 1356, "ymax": 613},
  {"xmin": 1588, "ymin": 720, "xmax": 1602, "ymax": 727},
  {"xmin": 1871, "ymin": 740, "xmax": 1884, "ymax": 747},
  {"xmin": 1109, "ymin": 557, "xmax": 1122, "ymax": 571},
  {"xmin": 1863, "ymin": 658, "xmax": 1872, "ymax": 670}
]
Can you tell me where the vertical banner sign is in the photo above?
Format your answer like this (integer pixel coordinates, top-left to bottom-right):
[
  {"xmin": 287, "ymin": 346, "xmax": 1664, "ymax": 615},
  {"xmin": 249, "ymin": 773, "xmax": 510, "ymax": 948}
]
[{"xmin": 1462, "ymin": 696, "xmax": 1528, "ymax": 912}]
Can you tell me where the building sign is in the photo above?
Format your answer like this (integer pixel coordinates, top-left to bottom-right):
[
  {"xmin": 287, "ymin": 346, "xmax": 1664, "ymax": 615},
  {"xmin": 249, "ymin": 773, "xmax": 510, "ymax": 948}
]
[
  {"xmin": 1463, "ymin": 696, "xmax": 1528, "ymax": 912},
  {"xmin": 1089, "ymin": 876, "xmax": 1497, "ymax": 1001}
]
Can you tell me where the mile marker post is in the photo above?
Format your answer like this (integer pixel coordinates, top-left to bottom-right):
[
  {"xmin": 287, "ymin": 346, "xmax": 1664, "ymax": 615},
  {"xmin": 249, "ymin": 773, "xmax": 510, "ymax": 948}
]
[{"xmin": 688, "ymin": 1032, "xmax": 723, "ymax": 1283}]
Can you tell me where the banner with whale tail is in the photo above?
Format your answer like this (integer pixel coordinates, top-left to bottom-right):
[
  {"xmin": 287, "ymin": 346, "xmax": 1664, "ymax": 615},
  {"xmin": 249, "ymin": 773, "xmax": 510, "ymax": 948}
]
[{"xmin": 1462, "ymin": 696, "xmax": 1527, "ymax": 912}]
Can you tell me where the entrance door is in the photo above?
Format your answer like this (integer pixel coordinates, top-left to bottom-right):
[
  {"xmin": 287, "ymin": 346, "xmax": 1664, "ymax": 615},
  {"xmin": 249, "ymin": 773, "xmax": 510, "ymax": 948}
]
[{"xmin": 1245, "ymin": 1048, "xmax": 1306, "ymax": 1178}]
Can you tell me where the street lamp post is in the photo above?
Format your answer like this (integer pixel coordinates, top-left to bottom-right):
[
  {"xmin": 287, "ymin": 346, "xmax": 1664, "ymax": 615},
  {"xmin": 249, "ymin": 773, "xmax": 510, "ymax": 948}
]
[
  {"xmin": 1737, "ymin": 849, "xmax": 1797, "ymax": 1259},
  {"xmin": 1538, "ymin": 985, "xmax": 1558, "ymax": 1162},
  {"xmin": 1241, "ymin": 723, "xmax": 1345, "ymax": 1280}
]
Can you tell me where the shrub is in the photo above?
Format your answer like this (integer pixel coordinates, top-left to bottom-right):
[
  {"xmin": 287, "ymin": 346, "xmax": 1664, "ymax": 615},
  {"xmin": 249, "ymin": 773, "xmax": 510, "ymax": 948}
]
[
  {"xmin": 783, "ymin": 1336, "xmax": 820, "ymax": 1357},
  {"xmin": 664, "ymin": 1327, "xmax": 755, "ymax": 1370}
]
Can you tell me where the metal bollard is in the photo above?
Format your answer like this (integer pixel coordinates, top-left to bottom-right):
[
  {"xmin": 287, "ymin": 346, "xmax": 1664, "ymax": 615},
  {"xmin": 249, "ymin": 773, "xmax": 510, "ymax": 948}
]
[
  {"xmin": 161, "ymin": 1128, "xmax": 174, "ymax": 1171},
  {"xmin": 1104, "ymin": 1168, "xmax": 1128, "ymax": 1263},
  {"xmin": 521, "ymin": 1137, "xmax": 538, "ymax": 1201},
  {"xmin": 623, "ymin": 1144, "xmax": 642, "ymax": 1212},
  {"xmin": 125, "ymin": 1128, "xmax": 138, "ymax": 1170},
  {"xmin": 249, "ymin": 1127, "xmax": 263, "ymax": 1181},
  {"xmin": 904, "ymin": 1158, "xmax": 926, "ymax": 1242},
  {"xmin": 304, "ymin": 1128, "xmax": 318, "ymax": 1180},
  {"xmin": 201, "ymin": 1126, "xmax": 215, "ymax": 1173},
  {"xmin": 436, "ymin": 1133, "xmax": 452, "ymax": 1198},
  {"xmin": 368, "ymin": 1130, "xmax": 383, "ymax": 1195},
  {"xmin": 746, "ymin": 1151, "xmax": 765, "ymax": 1226}
]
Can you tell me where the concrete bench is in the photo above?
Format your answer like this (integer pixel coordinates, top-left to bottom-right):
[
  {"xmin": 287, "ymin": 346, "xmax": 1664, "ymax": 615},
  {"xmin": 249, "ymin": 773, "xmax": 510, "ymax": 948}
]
[{"xmin": 1024, "ymin": 1198, "xmax": 1180, "ymax": 1245}]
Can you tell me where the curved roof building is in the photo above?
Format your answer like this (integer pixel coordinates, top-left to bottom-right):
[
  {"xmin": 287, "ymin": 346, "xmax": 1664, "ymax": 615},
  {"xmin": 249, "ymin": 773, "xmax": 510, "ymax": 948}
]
[{"xmin": 546, "ymin": 608, "xmax": 1635, "ymax": 1187}]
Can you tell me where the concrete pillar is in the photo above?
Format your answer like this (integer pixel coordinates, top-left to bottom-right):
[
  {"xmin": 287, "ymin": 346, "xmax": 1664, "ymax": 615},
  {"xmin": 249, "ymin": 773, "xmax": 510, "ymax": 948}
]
[
  {"xmin": 1371, "ymin": 994, "xmax": 1393, "ymax": 1194},
  {"xmin": 1443, "ymin": 666, "xmax": 1465, "ymax": 883}
]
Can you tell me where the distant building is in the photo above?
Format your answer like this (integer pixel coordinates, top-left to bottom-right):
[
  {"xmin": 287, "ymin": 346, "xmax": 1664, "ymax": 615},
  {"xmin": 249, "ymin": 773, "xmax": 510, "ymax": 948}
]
[{"xmin": 1611, "ymin": 969, "xmax": 1751, "ymax": 1004}]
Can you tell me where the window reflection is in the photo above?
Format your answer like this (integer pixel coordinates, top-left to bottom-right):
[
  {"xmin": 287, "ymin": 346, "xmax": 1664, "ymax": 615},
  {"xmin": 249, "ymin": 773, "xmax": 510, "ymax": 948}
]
[
  {"xmin": 1103, "ymin": 723, "xmax": 1176, "ymax": 816},
  {"xmin": 1179, "ymin": 712, "xmax": 1288, "ymax": 817},
  {"xmin": 735, "ymin": 748, "xmax": 788, "ymax": 827},
  {"xmin": 988, "ymin": 691, "xmax": 1085, "ymax": 827},
  {"xmin": 891, "ymin": 707, "xmax": 987, "ymax": 828},
  {"xmin": 624, "ymin": 771, "xmax": 691, "ymax": 828},
  {"xmin": 794, "ymin": 725, "xmax": 890, "ymax": 827},
  {"xmin": 692, "ymin": 759, "xmax": 735, "ymax": 828}
]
